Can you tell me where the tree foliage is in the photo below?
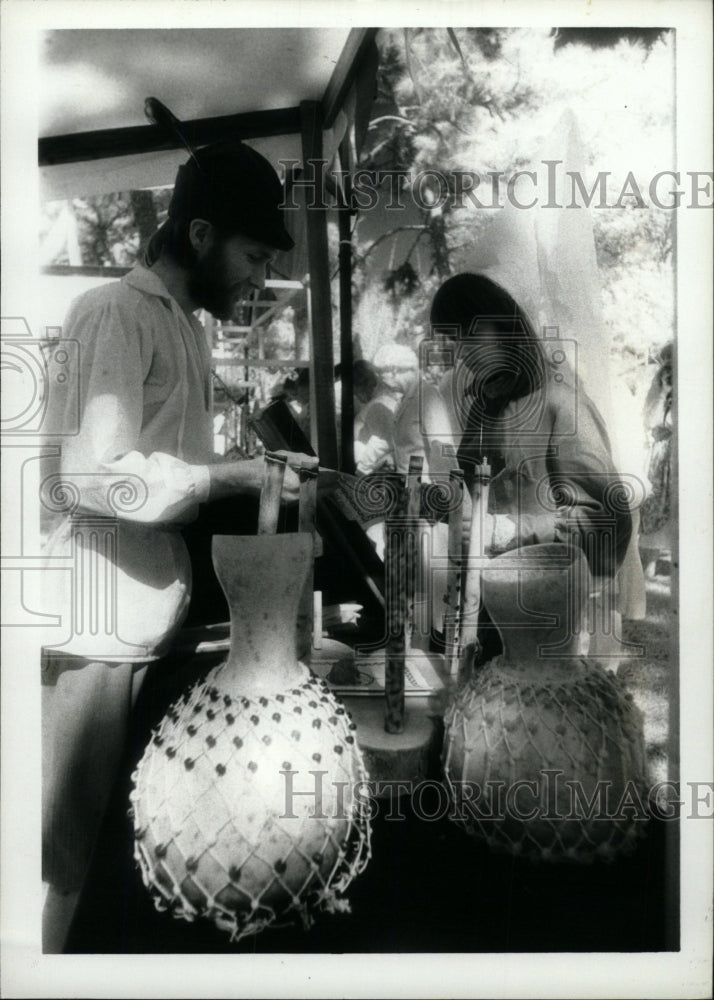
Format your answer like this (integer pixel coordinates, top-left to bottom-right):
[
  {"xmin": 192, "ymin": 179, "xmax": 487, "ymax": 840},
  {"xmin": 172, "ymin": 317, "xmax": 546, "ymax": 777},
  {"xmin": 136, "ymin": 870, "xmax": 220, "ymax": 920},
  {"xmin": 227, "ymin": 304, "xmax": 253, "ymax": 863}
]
[
  {"xmin": 351, "ymin": 27, "xmax": 675, "ymax": 375},
  {"xmin": 40, "ymin": 28, "xmax": 675, "ymax": 390}
]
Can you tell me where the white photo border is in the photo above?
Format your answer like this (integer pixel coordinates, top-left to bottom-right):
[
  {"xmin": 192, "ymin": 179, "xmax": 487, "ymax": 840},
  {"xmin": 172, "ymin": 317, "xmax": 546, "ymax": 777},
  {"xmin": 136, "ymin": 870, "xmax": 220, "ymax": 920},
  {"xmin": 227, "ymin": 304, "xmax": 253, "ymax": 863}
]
[{"xmin": 1, "ymin": 1, "xmax": 711, "ymax": 997}]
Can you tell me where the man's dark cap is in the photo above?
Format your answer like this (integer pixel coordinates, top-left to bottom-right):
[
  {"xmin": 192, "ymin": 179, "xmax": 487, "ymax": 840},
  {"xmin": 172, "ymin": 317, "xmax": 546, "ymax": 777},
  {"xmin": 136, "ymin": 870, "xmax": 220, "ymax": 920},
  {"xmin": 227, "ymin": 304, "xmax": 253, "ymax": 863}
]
[{"xmin": 168, "ymin": 140, "xmax": 295, "ymax": 252}]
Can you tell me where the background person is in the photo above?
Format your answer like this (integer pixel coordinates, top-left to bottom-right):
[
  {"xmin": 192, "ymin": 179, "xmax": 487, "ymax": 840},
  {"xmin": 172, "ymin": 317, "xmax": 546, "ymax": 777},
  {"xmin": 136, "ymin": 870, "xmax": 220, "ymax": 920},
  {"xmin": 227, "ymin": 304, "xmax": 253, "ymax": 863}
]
[
  {"xmin": 639, "ymin": 343, "xmax": 674, "ymax": 576},
  {"xmin": 367, "ymin": 343, "xmax": 461, "ymax": 639},
  {"xmin": 350, "ymin": 357, "xmax": 400, "ymax": 476},
  {"xmin": 373, "ymin": 342, "xmax": 459, "ymax": 480},
  {"xmin": 275, "ymin": 367, "xmax": 312, "ymax": 440}
]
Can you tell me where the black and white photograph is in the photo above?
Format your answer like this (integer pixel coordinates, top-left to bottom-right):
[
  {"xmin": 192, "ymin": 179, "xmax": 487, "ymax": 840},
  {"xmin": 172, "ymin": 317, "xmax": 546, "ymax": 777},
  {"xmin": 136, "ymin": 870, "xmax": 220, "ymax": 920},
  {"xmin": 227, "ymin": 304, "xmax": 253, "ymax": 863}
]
[{"xmin": 1, "ymin": 1, "xmax": 712, "ymax": 997}]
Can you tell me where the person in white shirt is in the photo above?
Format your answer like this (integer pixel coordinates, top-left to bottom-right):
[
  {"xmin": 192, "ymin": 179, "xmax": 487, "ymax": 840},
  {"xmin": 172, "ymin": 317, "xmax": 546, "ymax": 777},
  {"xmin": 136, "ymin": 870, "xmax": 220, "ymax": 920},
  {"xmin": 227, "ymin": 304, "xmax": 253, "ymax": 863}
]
[
  {"xmin": 41, "ymin": 140, "xmax": 309, "ymax": 950},
  {"xmin": 351, "ymin": 358, "xmax": 400, "ymax": 476},
  {"xmin": 371, "ymin": 343, "xmax": 459, "ymax": 480},
  {"xmin": 359, "ymin": 344, "xmax": 459, "ymax": 634}
]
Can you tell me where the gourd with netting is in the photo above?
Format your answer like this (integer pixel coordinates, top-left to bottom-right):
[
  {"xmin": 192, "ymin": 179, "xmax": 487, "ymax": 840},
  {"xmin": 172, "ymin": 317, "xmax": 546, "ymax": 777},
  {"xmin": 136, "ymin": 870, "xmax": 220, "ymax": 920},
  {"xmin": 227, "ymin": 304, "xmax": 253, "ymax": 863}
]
[
  {"xmin": 130, "ymin": 456, "xmax": 372, "ymax": 940},
  {"xmin": 443, "ymin": 543, "xmax": 648, "ymax": 863}
]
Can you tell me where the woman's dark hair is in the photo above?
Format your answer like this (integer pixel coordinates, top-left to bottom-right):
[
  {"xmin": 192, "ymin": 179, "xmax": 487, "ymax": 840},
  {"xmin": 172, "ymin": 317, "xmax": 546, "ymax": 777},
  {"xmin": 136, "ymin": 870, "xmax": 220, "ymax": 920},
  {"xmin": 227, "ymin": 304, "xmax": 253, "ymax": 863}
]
[
  {"xmin": 430, "ymin": 273, "xmax": 538, "ymax": 340},
  {"xmin": 431, "ymin": 273, "xmax": 545, "ymax": 404}
]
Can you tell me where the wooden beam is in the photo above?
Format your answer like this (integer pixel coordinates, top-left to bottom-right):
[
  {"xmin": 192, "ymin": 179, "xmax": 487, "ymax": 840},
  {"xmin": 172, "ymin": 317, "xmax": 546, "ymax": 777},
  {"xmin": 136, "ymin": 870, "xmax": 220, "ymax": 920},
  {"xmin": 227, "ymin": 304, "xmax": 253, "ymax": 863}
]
[
  {"xmin": 41, "ymin": 264, "xmax": 131, "ymax": 278},
  {"xmin": 260, "ymin": 279, "xmax": 305, "ymax": 290},
  {"xmin": 39, "ymin": 30, "xmax": 379, "ymax": 166},
  {"xmin": 300, "ymin": 100, "xmax": 338, "ymax": 469},
  {"xmin": 321, "ymin": 28, "xmax": 380, "ymax": 130},
  {"xmin": 212, "ymin": 358, "xmax": 309, "ymax": 369},
  {"xmin": 41, "ymin": 266, "xmax": 301, "ymax": 292},
  {"xmin": 250, "ymin": 287, "xmax": 302, "ymax": 331},
  {"xmin": 39, "ymin": 107, "xmax": 302, "ymax": 167}
]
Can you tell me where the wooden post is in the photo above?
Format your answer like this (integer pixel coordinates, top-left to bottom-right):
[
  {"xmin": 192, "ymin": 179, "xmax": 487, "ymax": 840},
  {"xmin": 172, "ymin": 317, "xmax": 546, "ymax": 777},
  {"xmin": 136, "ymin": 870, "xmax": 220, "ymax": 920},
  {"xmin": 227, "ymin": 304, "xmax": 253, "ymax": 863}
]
[
  {"xmin": 458, "ymin": 459, "xmax": 491, "ymax": 683},
  {"xmin": 297, "ymin": 458, "xmax": 319, "ymax": 661},
  {"xmin": 405, "ymin": 456, "xmax": 423, "ymax": 654},
  {"xmin": 384, "ymin": 473, "xmax": 409, "ymax": 734},
  {"xmin": 258, "ymin": 452, "xmax": 287, "ymax": 535},
  {"xmin": 338, "ymin": 139, "xmax": 355, "ymax": 474},
  {"xmin": 444, "ymin": 469, "xmax": 465, "ymax": 675},
  {"xmin": 300, "ymin": 100, "xmax": 338, "ymax": 469}
]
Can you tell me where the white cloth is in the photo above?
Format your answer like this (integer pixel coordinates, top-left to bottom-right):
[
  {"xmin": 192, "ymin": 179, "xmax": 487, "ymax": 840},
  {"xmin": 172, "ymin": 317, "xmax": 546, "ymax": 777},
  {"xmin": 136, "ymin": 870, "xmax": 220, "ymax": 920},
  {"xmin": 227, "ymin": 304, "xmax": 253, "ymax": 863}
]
[
  {"xmin": 353, "ymin": 390, "xmax": 399, "ymax": 475},
  {"xmin": 392, "ymin": 379, "xmax": 458, "ymax": 478},
  {"xmin": 42, "ymin": 265, "xmax": 215, "ymax": 660}
]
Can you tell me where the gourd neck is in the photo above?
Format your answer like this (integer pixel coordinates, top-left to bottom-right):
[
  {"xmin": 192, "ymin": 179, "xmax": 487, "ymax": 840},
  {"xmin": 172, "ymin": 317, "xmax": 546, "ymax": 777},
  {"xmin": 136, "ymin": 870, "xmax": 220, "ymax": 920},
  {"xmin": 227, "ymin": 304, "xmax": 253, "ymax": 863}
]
[
  {"xmin": 211, "ymin": 533, "xmax": 314, "ymax": 696},
  {"xmin": 498, "ymin": 630, "xmax": 589, "ymax": 663},
  {"xmin": 482, "ymin": 543, "xmax": 591, "ymax": 664}
]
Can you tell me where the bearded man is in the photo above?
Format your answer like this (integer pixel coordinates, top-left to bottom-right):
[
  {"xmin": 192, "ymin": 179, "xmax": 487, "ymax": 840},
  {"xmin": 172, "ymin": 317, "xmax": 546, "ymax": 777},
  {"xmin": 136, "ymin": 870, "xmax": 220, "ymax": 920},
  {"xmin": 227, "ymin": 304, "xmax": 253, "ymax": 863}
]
[{"xmin": 41, "ymin": 141, "xmax": 305, "ymax": 949}]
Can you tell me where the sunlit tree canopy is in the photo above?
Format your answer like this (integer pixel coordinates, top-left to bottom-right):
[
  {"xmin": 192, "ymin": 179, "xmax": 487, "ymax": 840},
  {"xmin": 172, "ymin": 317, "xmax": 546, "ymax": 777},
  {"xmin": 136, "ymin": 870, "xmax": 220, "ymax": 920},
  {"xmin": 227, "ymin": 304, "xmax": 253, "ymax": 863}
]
[{"xmin": 41, "ymin": 27, "xmax": 675, "ymax": 410}]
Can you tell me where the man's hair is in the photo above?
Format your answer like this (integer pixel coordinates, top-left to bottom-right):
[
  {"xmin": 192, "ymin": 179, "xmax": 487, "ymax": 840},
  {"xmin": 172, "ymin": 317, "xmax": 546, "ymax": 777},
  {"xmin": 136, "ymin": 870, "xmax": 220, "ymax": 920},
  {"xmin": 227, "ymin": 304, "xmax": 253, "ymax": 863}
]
[
  {"xmin": 142, "ymin": 216, "xmax": 244, "ymax": 269},
  {"xmin": 353, "ymin": 359, "xmax": 379, "ymax": 393},
  {"xmin": 142, "ymin": 217, "xmax": 196, "ymax": 268},
  {"xmin": 170, "ymin": 141, "xmax": 294, "ymax": 251}
]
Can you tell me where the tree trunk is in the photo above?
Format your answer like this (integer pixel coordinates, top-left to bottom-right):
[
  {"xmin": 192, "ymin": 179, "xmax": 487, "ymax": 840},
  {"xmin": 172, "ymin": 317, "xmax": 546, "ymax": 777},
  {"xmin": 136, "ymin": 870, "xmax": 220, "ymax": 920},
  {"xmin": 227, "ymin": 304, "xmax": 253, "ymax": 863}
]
[{"xmin": 427, "ymin": 210, "xmax": 450, "ymax": 278}]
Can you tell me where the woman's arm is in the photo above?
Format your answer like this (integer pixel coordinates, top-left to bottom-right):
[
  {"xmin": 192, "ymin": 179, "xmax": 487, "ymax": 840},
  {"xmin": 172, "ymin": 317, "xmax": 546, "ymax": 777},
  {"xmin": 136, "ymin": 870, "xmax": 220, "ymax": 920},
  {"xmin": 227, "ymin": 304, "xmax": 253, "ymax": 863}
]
[{"xmin": 487, "ymin": 385, "xmax": 632, "ymax": 577}]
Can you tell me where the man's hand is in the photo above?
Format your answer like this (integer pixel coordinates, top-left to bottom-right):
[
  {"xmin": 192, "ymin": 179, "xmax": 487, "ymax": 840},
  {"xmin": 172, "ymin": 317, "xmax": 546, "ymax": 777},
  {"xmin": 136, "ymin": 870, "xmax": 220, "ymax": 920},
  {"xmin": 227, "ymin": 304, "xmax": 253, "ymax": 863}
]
[
  {"xmin": 275, "ymin": 451, "xmax": 341, "ymax": 499},
  {"xmin": 270, "ymin": 451, "xmax": 321, "ymax": 503},
  {"xmin": 279, "ymin": 463, "xmax": 301, "ymax": 503},
  {"xmin": 207, "ymin": 452, "xmax": 326, "ymax": 504}
]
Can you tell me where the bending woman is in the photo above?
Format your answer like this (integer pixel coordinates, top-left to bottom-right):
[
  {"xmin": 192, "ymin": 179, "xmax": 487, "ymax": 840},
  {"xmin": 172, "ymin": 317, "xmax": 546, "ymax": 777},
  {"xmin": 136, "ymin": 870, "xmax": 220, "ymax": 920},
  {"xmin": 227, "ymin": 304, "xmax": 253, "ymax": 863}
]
[{"xmin": 430, "ymin": 273, "xmax": 632, "ymax": 661}]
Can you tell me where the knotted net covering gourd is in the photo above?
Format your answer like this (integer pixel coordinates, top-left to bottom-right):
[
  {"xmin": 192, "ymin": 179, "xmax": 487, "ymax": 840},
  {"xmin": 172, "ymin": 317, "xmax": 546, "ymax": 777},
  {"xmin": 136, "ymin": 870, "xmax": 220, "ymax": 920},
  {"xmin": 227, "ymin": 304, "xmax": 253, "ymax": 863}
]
[
  {"xmin": 131, "ymin": 668, "xmax": 372, "ymax": 940},
  {"xmin": 443, "ymin": 656, "xmax": 648, "ymax": 862}
]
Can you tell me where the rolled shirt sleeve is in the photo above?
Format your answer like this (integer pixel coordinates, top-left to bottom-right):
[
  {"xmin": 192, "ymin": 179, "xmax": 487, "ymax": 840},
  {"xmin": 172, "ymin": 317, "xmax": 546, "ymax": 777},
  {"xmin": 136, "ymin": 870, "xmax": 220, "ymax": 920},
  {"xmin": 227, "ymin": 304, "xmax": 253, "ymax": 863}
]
[{"xmin": 48, "ymin": 283, "xmax": 213, "ymax": 524}]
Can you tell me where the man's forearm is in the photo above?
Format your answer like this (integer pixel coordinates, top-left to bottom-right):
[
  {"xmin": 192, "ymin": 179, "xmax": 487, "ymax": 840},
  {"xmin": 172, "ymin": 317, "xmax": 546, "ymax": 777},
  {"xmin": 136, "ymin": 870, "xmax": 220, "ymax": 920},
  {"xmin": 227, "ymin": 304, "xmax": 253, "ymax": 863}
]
[
  {"xmin": 206, "ymin": 453, "xmax": 314, "ymax": 504},
  {"xmin": 206, "ymin": 458, "xmax": 265, "ymax": 501}
]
